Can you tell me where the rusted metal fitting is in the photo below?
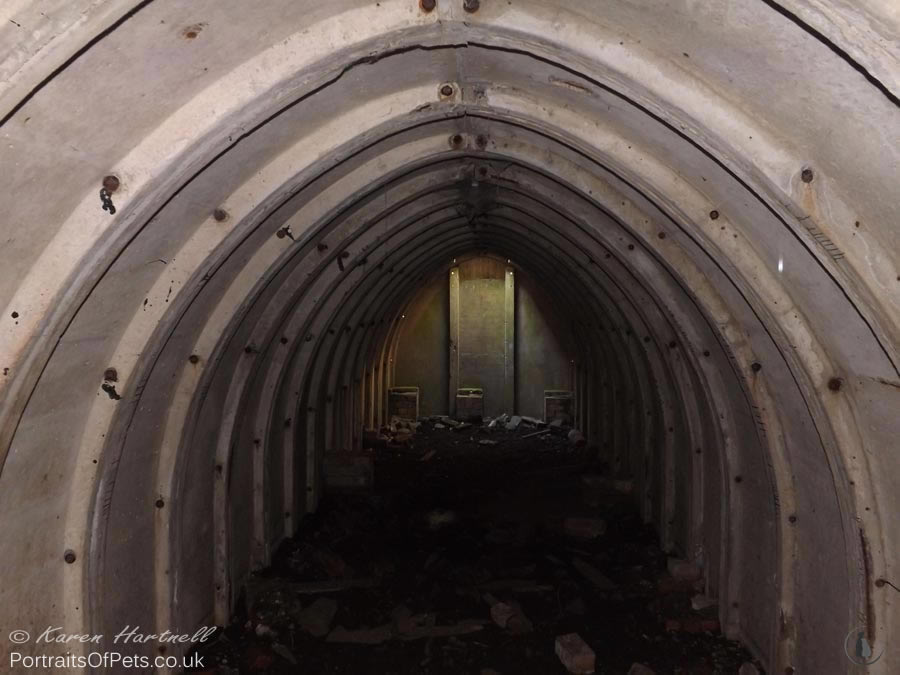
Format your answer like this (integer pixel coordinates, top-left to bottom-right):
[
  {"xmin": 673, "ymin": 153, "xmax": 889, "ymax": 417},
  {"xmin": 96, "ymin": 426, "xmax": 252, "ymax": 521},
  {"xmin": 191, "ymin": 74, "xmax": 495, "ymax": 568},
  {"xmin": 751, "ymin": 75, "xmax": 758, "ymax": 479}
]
[{"xmin": 102, "ymin": 175, "xmax": 120, "ymax": 193}]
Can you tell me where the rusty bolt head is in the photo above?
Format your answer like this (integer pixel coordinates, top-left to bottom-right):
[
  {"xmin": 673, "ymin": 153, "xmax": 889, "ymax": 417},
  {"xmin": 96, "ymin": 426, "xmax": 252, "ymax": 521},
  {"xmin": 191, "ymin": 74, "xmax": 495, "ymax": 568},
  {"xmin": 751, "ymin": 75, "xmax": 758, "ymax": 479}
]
[
  {"xmin": 827, "ymin": 377, "xmax": 843, "ymax": 391},
  {"xmin": 420, "ymin": 0, "xmax": 436, "ymax": 10},
  {"xmin": 788, "ymin": 514, "xmax": 797, "ymax": 523},
  {"xmin": 155, "ymin": 498, "xmax": 165, "ymax": 508},
  {"xmin": 709, "ymin": 209, "xmax": 719, "ymax": 220},
  {"xmin": 463, "ymin": 0, "xmax": 480, "ymax": 12},
  {"xmin": 734, "ymin": 475, "xmax": 743, "ymax": 483},
  {"xmin": 801, "ymin": 168, "xmax": 814, "ymax": 183},
  {"xmin": 64, "ymin": 549, "xmax": 77, "ymax": 564},
  {"xmin": 213, "ymin": 208, "xmax": 228, "ymax": 222},
  {"xmin": 751, "ymin": 362, "xmax": 762, "ymax": 372},
  {"xmin": 875, "ymin": 578, "xmax": 886, "ymax": 588},
  {"xmin": 280, "ymin": 336, "xmax": 288, "ymax": 344},
  {"xmin": 102, "ymin": 175, "xmax": 120, "ymax": 193},
  {"xmin": 449, "ymin": 133, "xmax": 464, "ymax": 148},
  {"xmin": 627, "ymin": 244, "xmax": 635, "ymax": 250},
  {"xmin": 188, "ymin": 354, "xmax": 200, "ymax": 364},
  {"xmin": 103, "ymin": 368, "xmax": 118, "ymax": 382},
  {"xmin": 475, "ymin": 134, "xmax": 488, "ymax": 149},
  {"xmin": 440, "ymin": 84, "xmax": 454, "ymax": 97},
  {"xmin": 703, "ymin": 350, "xmax": 710, "ymax": 356},
  {"xmin": 658, "ymin": 232, "xmax": 666, "ymax": 239}
]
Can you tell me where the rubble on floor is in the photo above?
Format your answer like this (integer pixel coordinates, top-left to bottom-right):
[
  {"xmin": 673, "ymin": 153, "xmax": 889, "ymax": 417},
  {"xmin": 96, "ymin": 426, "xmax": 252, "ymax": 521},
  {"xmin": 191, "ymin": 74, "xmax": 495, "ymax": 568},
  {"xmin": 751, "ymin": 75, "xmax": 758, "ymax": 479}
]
[{"xmin": 189, "ymin": 422, "xmax": 761, "ymax": 674}]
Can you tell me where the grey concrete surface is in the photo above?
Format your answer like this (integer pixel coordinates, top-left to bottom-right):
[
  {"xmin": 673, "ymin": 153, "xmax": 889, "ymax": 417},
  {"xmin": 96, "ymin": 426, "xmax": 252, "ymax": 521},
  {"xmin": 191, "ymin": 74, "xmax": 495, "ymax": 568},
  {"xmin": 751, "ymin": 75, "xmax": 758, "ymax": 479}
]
[{"xmin": 0, "ymin": 1, "xmax": 897, "ymax": 673}]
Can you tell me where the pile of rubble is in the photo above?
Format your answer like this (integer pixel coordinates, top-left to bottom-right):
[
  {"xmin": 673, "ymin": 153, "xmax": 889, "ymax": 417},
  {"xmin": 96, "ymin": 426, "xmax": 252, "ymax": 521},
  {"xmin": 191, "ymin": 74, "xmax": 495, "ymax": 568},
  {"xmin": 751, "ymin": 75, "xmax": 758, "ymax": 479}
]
[
  {"xmin": 193, "ymin": 428, "xmax": 761, "ymax": 674},
  {"xmin": 365, "ymin": 412, "xmax": 587, "ymax": 455}
]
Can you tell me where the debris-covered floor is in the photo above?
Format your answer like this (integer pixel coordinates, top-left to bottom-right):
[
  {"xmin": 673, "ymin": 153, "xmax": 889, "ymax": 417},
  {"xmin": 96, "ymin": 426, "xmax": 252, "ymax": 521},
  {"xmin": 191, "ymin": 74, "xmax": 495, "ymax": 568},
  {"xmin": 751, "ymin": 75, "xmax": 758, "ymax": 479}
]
[{"xmin": 190, "ymin": 417, "xmax": 763, "ymax": 674}]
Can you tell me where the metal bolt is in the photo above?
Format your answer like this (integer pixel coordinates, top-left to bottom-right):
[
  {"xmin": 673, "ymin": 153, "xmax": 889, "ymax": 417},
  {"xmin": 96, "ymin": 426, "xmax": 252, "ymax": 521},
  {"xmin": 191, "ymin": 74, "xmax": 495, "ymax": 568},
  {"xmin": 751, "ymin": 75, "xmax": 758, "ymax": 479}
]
[
  {"xmin": 475, "ymin": 134, "xmax": 488, "ymax": 149},
  {"xmin": 827, "ymin": 377, "xmax": 843, "ymax": 391},
  {"xmin": 734, "ymin": 475, "xmax": 743, "ymax": 483},
  {"xmin": 421, "ymin": 0, "xmax": 436, "ymax": 10},
  {"xmin": 155, "ymin": 498, "xmax": 165, "ymax": 508},
  {"xmin": 102, "ymin": 175, "xmax": 120, "ymax": 193},
  {"xmin": 213, "ymin": 208, "xmax": 228, "ymax": 222},
  {"xmin": 709, "ymin": 209, "xmax": 719, "ymax": 220},
  {"xmin": 751, "ymin": 362, "xmax": 762, "ymax": 372},
  {"xmin": 801, "ymin": 168, "xmax": 814, "ymax": 183},
  {"xmin": 463, "ymin": 0, "xmax": 480, "ymax": 11},
  {"xmin": 104, "ymin": 368, "xmax": 118, "ymax": 382},
  {"xmin": 64, "ymin": 550, "xmax": 77, "ymax": 564},
  {"xmin": 449, "ymin": 133, "xmax": 463, "ymax": 148},
  {"xmin": 788, "ymin": 515, "xmax": 797, "ymax": 523},
  {"xmin": 188, "ymin": 354, "xmax": 199, "ymax": 364},
  {"xmin": 440, "ymin": 84, "xmax": 454, "ymax": 97}
]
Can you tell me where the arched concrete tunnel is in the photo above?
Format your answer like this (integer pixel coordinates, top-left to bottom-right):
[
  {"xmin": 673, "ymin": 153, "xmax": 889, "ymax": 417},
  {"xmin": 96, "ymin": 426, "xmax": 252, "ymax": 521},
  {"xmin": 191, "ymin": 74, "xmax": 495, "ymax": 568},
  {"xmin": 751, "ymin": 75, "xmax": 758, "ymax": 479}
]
[{"xmin": 0, "ymin": 1, "xmax": 898, "ymax": 672}]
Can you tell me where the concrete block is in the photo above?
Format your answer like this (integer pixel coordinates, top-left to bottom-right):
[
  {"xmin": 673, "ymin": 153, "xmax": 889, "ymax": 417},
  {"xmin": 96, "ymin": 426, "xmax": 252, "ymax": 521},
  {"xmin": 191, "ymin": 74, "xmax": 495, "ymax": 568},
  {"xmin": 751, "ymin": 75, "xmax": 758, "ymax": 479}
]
[{"xmin": 555, "ymin": 633, "xmax": 595, "ymax": 674}]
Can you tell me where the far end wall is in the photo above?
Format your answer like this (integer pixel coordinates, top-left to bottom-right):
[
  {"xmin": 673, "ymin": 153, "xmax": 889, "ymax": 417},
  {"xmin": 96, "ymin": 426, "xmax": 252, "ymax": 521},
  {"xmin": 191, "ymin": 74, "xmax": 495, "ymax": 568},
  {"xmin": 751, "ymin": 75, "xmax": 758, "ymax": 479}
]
[{"xmin": 393, "ymin": 258, "xmax": 571, "ymax": 419}]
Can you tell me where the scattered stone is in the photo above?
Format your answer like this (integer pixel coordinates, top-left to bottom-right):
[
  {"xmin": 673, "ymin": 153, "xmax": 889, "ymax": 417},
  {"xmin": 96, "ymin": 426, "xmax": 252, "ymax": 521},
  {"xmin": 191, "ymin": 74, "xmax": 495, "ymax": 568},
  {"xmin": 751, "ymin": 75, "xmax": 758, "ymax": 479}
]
[
  {"xmin": 667, "ymin": 557, "xmax": 702, "ymax": 581},
  {"xmin": 298, "ymin": 597, "xmax": 338, "ymax": 637},
  {"xmin": 426, "ymin": 509, "xmax": 457, "ymax": 529},
  {"xmin": 479, "ymin": 439, "xmax": 499, "ymax": 446},
  {"xmin": 488, "ymin": 599, "xmax": 533, "ymax": 634},
  {"xmin": 691, "ymin": 594, "xmax": 717, "ymax": 611},
  {"xmin": 555, "ymin": 633, "xmax": 596, "ymax": 674},
  {"xmin": 254, "ymin": 623, "xmax": 273, "ymax": 637},
  {"xmin": 572, "ymin": 557, "xmax": 616, "ymax": 590},
  {"xmin": 549, "ymin": 418, "xmax": 564, "ymax": 428},
  {"xmin": 564, "ymin": 517, "xmax": 606, "ymax": 540},
  {"xmin": 506, "ymin": 415, "xmax": 522, "ymax": 430},
  {"xmin": 434, "ymin": 423, "xmax": 447, "ymax": 429},
  {"xmin": 627, "ymin": 664, "xmax": 656, "ymax": 675},
  {"xmin": 270, "ymin": 643, "xmax": 297, "ymax": 665}
]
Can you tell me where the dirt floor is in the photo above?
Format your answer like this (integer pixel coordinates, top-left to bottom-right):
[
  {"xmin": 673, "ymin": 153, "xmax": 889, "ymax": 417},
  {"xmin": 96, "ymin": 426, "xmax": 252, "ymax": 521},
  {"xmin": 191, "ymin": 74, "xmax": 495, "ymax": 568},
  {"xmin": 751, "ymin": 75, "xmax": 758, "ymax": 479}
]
[{"xmin": 189, "ymin": 418, "xmax": 763, "ymax": 674}]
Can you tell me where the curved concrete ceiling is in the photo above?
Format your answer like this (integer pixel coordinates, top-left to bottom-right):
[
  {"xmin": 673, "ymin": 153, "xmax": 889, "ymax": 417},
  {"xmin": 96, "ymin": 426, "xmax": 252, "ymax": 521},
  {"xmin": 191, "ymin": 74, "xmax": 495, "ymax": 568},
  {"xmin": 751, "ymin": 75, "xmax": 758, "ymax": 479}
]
[{"xmin": 0, "ymin": 1, "xmax": 897, "ymax": 672}]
